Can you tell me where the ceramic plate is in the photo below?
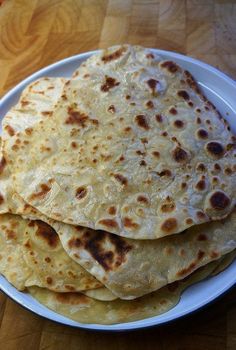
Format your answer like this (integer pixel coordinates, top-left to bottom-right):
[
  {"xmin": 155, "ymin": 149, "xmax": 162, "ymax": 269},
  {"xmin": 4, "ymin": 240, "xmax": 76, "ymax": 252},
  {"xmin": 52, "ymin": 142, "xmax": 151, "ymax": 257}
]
[{"xmin": 0, "ymin": 49, "xmax": 236, "ymax": 331}]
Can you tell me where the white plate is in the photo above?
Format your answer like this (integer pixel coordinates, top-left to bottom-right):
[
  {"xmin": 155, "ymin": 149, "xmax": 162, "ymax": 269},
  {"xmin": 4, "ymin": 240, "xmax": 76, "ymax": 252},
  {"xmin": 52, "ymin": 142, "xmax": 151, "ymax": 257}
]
[{"xmin": 0, "ymin": 49, "xmax": 236, "ymax": 331}]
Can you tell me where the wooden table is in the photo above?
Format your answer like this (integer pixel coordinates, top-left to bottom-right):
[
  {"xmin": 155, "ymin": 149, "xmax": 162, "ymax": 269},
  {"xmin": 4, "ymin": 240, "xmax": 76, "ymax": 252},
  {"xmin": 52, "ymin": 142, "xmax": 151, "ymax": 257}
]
[{"xmin": 0, "ymin": 0, "xmax": 235, "ymax": 349}]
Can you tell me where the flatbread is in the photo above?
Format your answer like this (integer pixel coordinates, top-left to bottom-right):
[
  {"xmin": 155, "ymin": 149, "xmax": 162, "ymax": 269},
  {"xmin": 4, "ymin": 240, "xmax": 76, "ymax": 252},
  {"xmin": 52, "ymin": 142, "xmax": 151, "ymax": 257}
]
[
  {"xmin": 0, "ymin": 144, "xmax": 117, "ymax": 300},
  {"xmin": 0, "ymin": 77, "xmax": 66, "ymax": 214},
  {"xmin": 3, "ymin": 45, "xmax": 236, "ymax": 239},
  {"xmin": 8, "ymin": 190, "xmax": 236, "ymax": 300},
  {"xmin": 51, "ymin": 208, "xmax": 236, "ymax": 299},
  {"xmin": 0, "ymin": 213, "xmax": 101, "ymax": 292},
  {"xmin": 1, "ymin": 147, "xmax": 236, "ymax": 300},
  {"xmin": 28, "ymin": 258, "xmax": 225, "ymax": 325}
]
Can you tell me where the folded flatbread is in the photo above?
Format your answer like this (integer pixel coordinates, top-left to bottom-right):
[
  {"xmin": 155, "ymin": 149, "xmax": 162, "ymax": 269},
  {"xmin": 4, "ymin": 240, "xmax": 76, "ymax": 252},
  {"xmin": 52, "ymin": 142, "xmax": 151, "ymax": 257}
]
[
  {"xmin": 2, "ymin": 45, "xmax": 235, "ymax": 239},
  {"xmin": 28, "ymin": 256, "xmax": 230, "ymax": 324},
  {"xmin": 0, "ymin": 213, "xmax": 101, "ymax": 292}
]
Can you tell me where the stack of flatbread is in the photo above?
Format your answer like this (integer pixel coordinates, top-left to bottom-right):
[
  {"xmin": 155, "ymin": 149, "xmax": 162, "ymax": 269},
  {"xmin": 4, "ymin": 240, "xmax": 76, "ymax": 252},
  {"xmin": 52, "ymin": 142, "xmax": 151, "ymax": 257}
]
[{"xmin": 0, "ymin": 45, "xmax": 236, "ymax": 324}]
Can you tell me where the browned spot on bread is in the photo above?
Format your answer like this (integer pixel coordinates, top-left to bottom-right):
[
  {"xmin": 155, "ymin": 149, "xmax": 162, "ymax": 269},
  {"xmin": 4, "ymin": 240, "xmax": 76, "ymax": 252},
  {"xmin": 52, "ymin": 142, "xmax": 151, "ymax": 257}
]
[
  {"xmin": 157, "ymin": 169, "xmax": 172, "ymax": 177},
  {"xmin": 113, "ymin": 173, "xmax": 128, "ymax": 186},
  {"xmin": 135, "ymin": 115, "xmax": 149, "ymax": 130},
  {"xmin": 197, "ymin": 129, "xmax": 208, "ymax": 139},
  {"xmin": 146, "ymin": 100, "xmax": 154, "ymax": 108},
  {"xmin": 108, "ymin": 105, "xmax": 116, "ymax": 113},
  {"xmin": 196, "ymin": 117, "xmax": 202, "ymax": 124},
  {"xmin": 24, "ymin": 239, "xmax": 30, "ymax": 249},
  {"xmin": 184, "ymin": 71, "xmax": 203, "ymax": 97},
  {"xmin": 210, "ymin": 251, "xmax": 219, "ymax": 259},
  {"xmin": 198, "ymin": 250, "xmax": 205, "ymax": 260},
  {"xmin": 196, "ymin": 108, "xmax": 201, "ymax": 113},
  {"xmin": 35, "ymin": 221, "xmax": 59, "ymax": 248},
  {"xmin": 21, "ymin": 100, "xmax": 30, "ymax": 106},
  {"xmin": 46, "ymin": 277, "xmax": 53, "ymax": 284},
  {"xmin": 188, "ymin": 101, "xmax": 194, "ymax": 107},
  {"xmin": 42, "ymin": 111, "xmax": 53, "ymax": 117},
  {"xmin": 102, "ymin": 47, "xmax": 127, "ymax": 63},
  {"xmin": 225, "ymin": 167, "xmax": 233, "ymax": 175},
  {"xmin": 196, "ymin": 163, "xmax": 206, "ymax": 172},
  {"xmin": 68, "ymin": 237, "xmax": 81, "ymax": 249},
  {"xmin": 212, "ymin": 176, "xmax": 218, "ymax": 184},
  {"xmin": 161, "ymin": 218, "xmax": 177, "ymax": 233},
  {"xmin": 155, "ymin": 114, "xmax": 163, "ymax": 123},
  {"xmin": 126, "ymin": 95, "xmax": 131, "ymax": 100},
  {"xmin": 101, "ymin": 76, "xmax": 120, "ymax": 92},
  {"xmin": 169, "ymin": 107, "xmax": 177, "ymax": 115},
  {"xmin": 0, "ymin": 193, "xmax": 4, "ymax": 205},
  {"xmin": 209, "ymin": 191, "xmax": 230, "ymax": 210},
  {"xmin": 124, "ymin": 127, "xmax": 132, "ymax": 133},
  {"xmin": 99, "ymin": 219, "xmax": 118, "ymax": 229},
  {"xmin": 161, "ymin": 202, "xmax": 175, "ymax": 213},
  {"xmin": 108, "ymin": 206, "xmax": 116, "ymax": 215},
  {"xmin": 75, "ymin": 187, "xmax": 87, "ymax": 200},
  {"xmin": 197, "ymin": 211, "xmax": 206, "ymax": 220},
  {"xmin": 152, "ymin": 151, "xmax": 160, "ymax": 158},
  {"xmin": 146, "ymin": 79, "xmax": 159, "ymax": 95},
  {"xmin": 65, "ymin": 285, "xmax": 75, "ymax": 291},
  {"xmin": 5, "ymin": 125, "xmax": 15, "ymax": 136},
  {"xmin": 123, "ymin": 217, "xmax": 139, "ymax": 230},
  {"xmin": 25, "ymin": 127, "xmax": 33, "ymax": 135},
  {"xmin": 56, "ymin": 292, "xmax": 89, "ymax": 305},
  {"xmin": 0, "ymin": 157, "xmax": 6, "ymax": 174},
  {"xmin": 137, "ymin": 195, "xmax": 149, "ymax": 204},
  {"xmin": 161, "ymin": 131, "xmax": 168, "ymax": 137},
  {"xmin": 197, "ymin": 233, "xmax": 207, "ymax": 241},
  {"xmin": 177, "ymin": 250, "xmax": 205, "ymax": 277},
  {"xmin": 141, "ymin": 137, "xmax": 148, "ymax": 144},
  {"xmin": 45, "ymin": 257, "xmax": 51, "ymax": 263},
  {"xmin": 65, "ymin": 107, "xmax": 89, "ymax": 127},
  {"xmin": 140, "ymin": 160, "xmax": 146, "ymax": 166},
  {"xmin": 91, "ymin": 119, "xmax": 99, "ymax": 126},
  {"xmin": 181, "ymin": 182, "xmax": 187, "ymax": 190},
  {"xmin": 6, "ymin": 229, "xmax": 16, "ymax": 240},
  {"xmin": 29, "ymin": 184, "xmax": 51, "ymax": 201},
  {"xmin": 186, "ymin": 218, "xmax": 193, "ymax": 225},
  {"xmin": 161, "ymin": 61, "xmax": 179, "ymax": 73},
  {"xmin": 28, "ymin": 220, "xmax": 35, "ymax": 227},
  {"xmin": 12, "ymin": 144, "xmax": 19, "ymax": 151},
  {"xmin": 177, "ymin": 90, "xmax": 190, "ymax": 100},
  {"xmin": 172, "ymin": 147, "xmax": 188, "ymax": 163},
  {"xmin": 71, "ymin": 141, "xmax": 77, "ymax": 149},
  {"xmin": 136, "ymin": 150, "xmax": 146, "ymax": 156},
  {"xmin": 174, "ymin": 120, "xmax": 184, "ymax": 128},
  {"xmin": 196, "ymin": 180, "xmax": 206, "ymax": 191},
  {"xmin": 76, "ymin": 228, "xmax": 132, "ymax": 271},
  {"xmin": 206, "ymin": 142, "xmax": 224, "ymax": 158},
  {"xmin": 214, "ymin": 163, "xmax": 221, "ymax": 172}
]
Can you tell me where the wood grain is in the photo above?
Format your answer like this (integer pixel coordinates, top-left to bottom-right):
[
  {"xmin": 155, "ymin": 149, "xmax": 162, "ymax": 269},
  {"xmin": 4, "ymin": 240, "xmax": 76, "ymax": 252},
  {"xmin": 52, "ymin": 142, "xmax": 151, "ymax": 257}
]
[{"xmin": 0, "ymin": 0, "xmax": 236, "ymax": 349}]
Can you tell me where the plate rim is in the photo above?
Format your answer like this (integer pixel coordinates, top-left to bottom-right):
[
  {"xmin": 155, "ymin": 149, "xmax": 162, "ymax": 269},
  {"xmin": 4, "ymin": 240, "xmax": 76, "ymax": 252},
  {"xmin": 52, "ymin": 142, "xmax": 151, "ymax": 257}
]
[{"xmin": 0, "ymin": 48, "xmax": 236, "ymax": 331}]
